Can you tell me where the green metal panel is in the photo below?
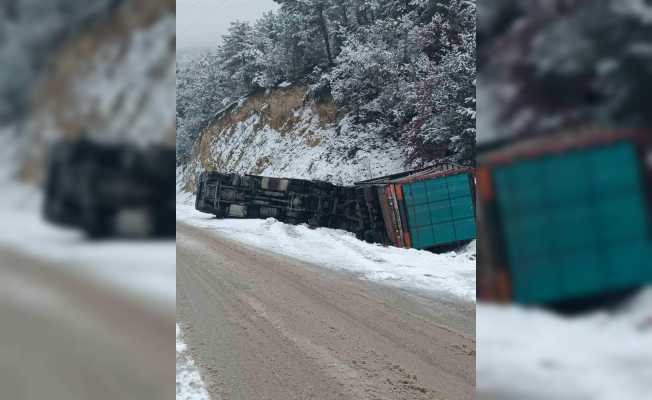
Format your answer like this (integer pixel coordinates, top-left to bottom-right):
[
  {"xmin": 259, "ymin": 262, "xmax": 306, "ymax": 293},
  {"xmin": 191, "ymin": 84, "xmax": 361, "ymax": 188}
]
[
  {"xmin": 429, "ymin": 200, "xmax": 454, "ymax": 223},
  {"xmin": 407, "ymin": 181, "xmax": 430, "ymax": 205},
  {"xmin": 451, "ymin": 196, "xmax": 475, "ymax": 219},
  {"xmin": 447, "ymin": 174, "xmax": 472, "ymax": 197},
  {"xmin": 454, "ymin": 218, "xmax": 477, "ymax": 240},
  {"xmin": 423, "ymin": 179, "xmax": 449, "ymax": 202},
  {"xmin": 409, "ymin": 202, "xmax": 432, "ymax": 228},
  {"xmin": 403, "ymin": 173, "xmax": 476, "ymax": 249},
  {"xmin": 415, "ymin": 226, "xmax": 435, "ymax": 247},
  {"xmin": 493, "ymin": 141, "xmax": 652, "ymax": 304},
  {"xmin": 559, "ymin": 251, "xmax": 603, "ymax": 299},
  {"xmin": 434, "ymin": 222, "xmax": 456, "ymax": 244}
]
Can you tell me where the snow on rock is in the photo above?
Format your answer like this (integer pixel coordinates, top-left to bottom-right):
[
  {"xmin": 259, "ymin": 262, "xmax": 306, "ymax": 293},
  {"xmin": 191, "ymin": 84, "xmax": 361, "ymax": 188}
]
[
  {"xmin": 15, "ymin": 2, "xmax": 176, "ymax": 183},
  {"xmin": 477, "ymin": 289, "xmax": 652, "ymax": 400},
  {"xmin": 205, "ymin": 111, "xmax": 405, "ymax": 185},
  {"xmin": 177, "ymin": 323, "xmax": 211, "ymax": 400},
  {"xmin": 204, "ymin": 110, "xmax": 405, "ymax": 185},
  {"xmin": 177, "ymin": 166, "xmax": 195, "ymax": 204},
  {"xmin": 177, "ymin": 203, "xmax": 476, "ymax": 301},
  {"xmin": 70, "ymin": 14, "xmax": 176, "ymax": 146},
  {"xmin": 185, "ymin": 86, "xmax": 408, "ymax": 189}
]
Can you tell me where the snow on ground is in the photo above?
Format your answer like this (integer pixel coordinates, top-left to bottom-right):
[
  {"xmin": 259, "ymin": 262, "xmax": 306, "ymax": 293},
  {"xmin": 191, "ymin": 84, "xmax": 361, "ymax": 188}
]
[
  {"xmin": 0, "ymin": 181, "xmax": 176, "ymax": 307},
  {"xmin": 177, "ymin": 166, "xmax": 195, "ymax": 204},
  {"xmin": 177, "ymin": 202, "xmax": 476, "ymax": 301},
  {"xmin": 177, "ymin": 323, "xmax": 211, "ymax": 400},
  {"xmin": 0, "ymin": 127, "xmax": 20, "ymax": 180},
  {"xmin": 477, "ymin": 289, "xmax": 652, "ymax": 400}
]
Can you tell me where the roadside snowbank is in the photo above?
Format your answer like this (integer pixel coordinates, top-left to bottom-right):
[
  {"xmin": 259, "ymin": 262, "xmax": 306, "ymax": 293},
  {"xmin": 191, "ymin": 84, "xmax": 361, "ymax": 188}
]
[
  {"xmin": 477, "ymin": 289, "xmax": 652, "ymax": 399},
  {"xmin": 177, "ymin": 203, "xmax": 476, "ymax": 301},
  {"xmin": 177, "ymin": 323, "xmax": 211, "ymax": 400},
  {"xmin": 0, "ymin": 181, "xmax": 176, "ymax": 307}
]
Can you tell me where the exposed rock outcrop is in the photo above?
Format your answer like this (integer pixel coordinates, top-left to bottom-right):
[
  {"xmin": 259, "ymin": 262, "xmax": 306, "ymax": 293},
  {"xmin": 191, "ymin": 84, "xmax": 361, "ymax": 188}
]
[{"xmin": 182, "ymin": 83, "xmax": 408, "ymax": 192}]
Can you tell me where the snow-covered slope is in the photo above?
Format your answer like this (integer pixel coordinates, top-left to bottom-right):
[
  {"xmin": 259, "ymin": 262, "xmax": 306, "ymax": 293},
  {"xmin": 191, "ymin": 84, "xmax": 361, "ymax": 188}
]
[
  {"xmin": 65, "ymin": 15, "xmax": 175, "ymax": 146},
  {"xmin": 477, "ymin": 291, "xmax": 652, "ymax": 399},
  {"xmin": 181, "ymin": 84, "xmax": 409, "ymax": 191},
  {"xmin": 16, "ymin": 0, "xmax": 175, "ymax": 182}
]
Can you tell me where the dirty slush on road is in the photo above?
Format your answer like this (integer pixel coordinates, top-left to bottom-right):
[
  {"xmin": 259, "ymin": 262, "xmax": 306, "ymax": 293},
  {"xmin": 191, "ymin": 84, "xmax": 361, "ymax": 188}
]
[{"xmin": 177, "ymin": 222, "xmax": 475, "ymax": 400}]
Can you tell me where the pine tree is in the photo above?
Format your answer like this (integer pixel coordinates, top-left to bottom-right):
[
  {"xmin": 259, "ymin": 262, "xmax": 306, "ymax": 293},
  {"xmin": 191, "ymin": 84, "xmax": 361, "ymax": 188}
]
[{"xmin": 479, "ymin": 0, "xmax": 652, "ymax": 139}]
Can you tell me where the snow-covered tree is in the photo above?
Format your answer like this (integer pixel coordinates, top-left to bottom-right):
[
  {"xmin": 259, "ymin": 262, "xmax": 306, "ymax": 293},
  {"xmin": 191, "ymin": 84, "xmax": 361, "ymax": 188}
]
[
  {"xmin": 217, "ymin": 21, "xmax": 262, "ymax": 93},
  {"xmin": 0, "ymin": 0, "xmax": 120, "ymax": 123},
  {"xmin": 479, "ymin": 0, "xmax": 652, "ymax": 139},
  {"xmin": 177, "ymin": 0, "xmax": 477, "ymax": 166},
  {"xmin": 176, "ymin": 52, "xmax": 228, "ymax": 163},
  {"xmin": 273, "ymin": 0, "xmax": 336, "ymax": 65},
  {"xmin": 407, "ymin": 0, "xmax": 476, "ymax": 165}
]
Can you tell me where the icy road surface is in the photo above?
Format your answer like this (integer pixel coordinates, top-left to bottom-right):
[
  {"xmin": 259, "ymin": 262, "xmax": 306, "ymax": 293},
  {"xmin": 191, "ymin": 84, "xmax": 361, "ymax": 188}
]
[
  {"xmin": 176, "ymin": 203, "xmax": 476, "ymax": 301},
  {"xmin": 477, "ymin": 289, "xmax": 652, "ymax": 400},
  {"xmin": 177, "ymin": 221, "xmax": 475, "ymax": 400}
]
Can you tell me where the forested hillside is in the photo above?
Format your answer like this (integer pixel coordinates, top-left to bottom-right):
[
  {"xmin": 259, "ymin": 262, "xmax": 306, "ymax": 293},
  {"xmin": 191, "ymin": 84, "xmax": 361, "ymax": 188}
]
[
  {"xmin": 0, "ymin": 0, "xmax": 175, "ymax": 182},
  {"xmin": 478, "ymin": 0, "xmax": 652, "ymax": 141},
  {"xmin": 0, "ymin": 0, "xmax": 122, "ymax": 123},
  {"xmin": 177, "ymin": 0, "xmax": 476, "ymax": 167}
]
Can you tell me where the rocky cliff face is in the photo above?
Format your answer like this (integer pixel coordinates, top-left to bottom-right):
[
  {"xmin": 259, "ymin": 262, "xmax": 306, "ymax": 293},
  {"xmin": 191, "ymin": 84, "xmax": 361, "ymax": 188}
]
[
  {"xmin": 15, "ymin": 0, "xmax": 175, "ymax": 182},
  {"xmin": 182, "ymin": 84, "xmax": 409, "ymax": 192}
]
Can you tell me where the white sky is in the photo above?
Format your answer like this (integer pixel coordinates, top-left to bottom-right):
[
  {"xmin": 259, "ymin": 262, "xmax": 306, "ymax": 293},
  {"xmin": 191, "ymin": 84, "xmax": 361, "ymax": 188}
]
[{"xmin": 177, "ymin": 0, "xmax": 279, "ymax": 52}]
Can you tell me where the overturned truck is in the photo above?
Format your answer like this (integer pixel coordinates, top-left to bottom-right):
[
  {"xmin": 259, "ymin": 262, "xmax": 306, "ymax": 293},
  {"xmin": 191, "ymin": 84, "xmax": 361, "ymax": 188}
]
[
  {"xmin": 476, "ymin": 129, "xmax": 652, "ymax": 307},
  {"xmin": 44, "ymin": 139, "xmax": 176, "ymax": 238},
  {"xmin": 195, "ymin": 164, "xmax": 477, "ymax": 251},
  {"xmin": 195, "ymin": 172, "xmax": 387, "ymax": 243}
]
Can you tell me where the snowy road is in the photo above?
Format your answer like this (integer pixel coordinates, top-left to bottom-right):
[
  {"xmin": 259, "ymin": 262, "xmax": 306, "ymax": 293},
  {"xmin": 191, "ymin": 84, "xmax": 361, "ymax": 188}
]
[
  {"xmin": 0, "ymin": 246, "xmax": 174, "ymax": 400},
  {"xmin": 177, "ymin": 222, "xmax": 475, "ymax": 400}
]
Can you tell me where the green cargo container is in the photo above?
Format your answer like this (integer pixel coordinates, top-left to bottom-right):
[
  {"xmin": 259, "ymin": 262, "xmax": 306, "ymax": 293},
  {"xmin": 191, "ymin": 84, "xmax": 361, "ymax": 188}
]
[
  {"xmin": 402, "ymin": 173, "xmax": 476, "ymax": 249},
  {"xmin": 492, "ymin": 141, "xmax": 652, "ymax": 304}
]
